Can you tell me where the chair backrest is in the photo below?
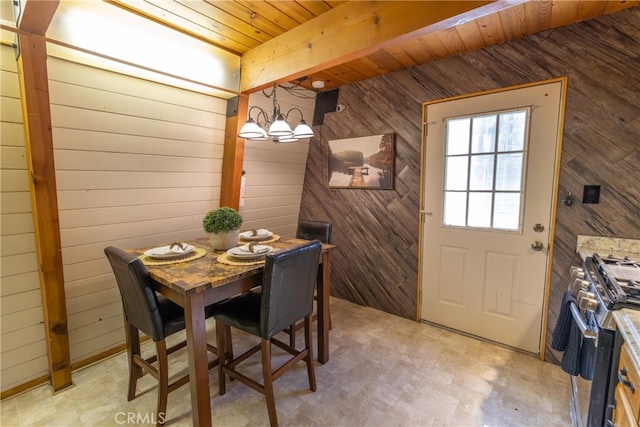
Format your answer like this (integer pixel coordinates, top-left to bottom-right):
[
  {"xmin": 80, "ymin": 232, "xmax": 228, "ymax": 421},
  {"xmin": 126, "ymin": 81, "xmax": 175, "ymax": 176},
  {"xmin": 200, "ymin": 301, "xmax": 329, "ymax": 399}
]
[
  {"xmin": 104, "ymin": 246, "xmax": 166, "ymax": 342},
  {"xmin": 260, "ymin": 240, "xmax": 322, "ymax": 339},
  {"xmin": 296, "ymin": 220, "xmax": 332, "ymax": 244}
]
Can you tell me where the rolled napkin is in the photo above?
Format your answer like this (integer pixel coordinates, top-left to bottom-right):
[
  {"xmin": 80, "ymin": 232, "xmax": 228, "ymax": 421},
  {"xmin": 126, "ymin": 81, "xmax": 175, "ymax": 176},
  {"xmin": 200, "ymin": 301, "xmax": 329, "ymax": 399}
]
[
  {"xmin": 240, "ymin": 229, "xmax": 269, "ymax": 237},
  {"xmin": 239, "ymin": 243, "xmax": 269, "ymax": 254},
  {"xmin": 169, "ymin": 242, "xmax": 188, "ymax": 253}
]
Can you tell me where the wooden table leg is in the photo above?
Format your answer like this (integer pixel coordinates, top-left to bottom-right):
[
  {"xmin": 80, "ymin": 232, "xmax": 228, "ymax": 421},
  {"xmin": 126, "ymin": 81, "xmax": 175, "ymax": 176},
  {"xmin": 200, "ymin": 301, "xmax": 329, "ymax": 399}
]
[
  {"xmin": 184, "ymin": 292, "xmax": 212, "ymax": 427},
  {"xmin": 317, "ymin": 251, "xmax": 330, "ymax": 364}
]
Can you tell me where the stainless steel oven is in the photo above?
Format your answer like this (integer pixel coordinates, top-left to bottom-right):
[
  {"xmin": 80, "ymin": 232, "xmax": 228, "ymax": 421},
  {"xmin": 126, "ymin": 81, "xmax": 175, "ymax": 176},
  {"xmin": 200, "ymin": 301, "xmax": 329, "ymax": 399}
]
[{"xmin": 554, "ymin": 254, "xmax": 640, "ymax": 427}]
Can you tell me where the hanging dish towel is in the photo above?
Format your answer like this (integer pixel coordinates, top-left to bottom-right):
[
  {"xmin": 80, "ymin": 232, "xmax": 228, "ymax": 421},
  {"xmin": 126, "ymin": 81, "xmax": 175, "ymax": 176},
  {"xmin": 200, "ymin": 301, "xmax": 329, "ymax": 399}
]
[
  {"xmin": 552, "ymin": 291, "xmax": 577, "ymax": 351},
  {"xmin": 551, "ymin": 290, "xmax": 584, "ymax": 376}
]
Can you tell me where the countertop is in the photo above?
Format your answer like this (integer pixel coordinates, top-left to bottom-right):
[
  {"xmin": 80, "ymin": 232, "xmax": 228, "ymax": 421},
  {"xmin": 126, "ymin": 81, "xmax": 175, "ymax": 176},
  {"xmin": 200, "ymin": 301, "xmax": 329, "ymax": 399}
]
[
  {"xmin": 576, "ymin": 235, "xmax": 640, "ymax": 260},
  {"xmin": 614, "ymin": 310, "xmax": 640, "ymax": 374}
]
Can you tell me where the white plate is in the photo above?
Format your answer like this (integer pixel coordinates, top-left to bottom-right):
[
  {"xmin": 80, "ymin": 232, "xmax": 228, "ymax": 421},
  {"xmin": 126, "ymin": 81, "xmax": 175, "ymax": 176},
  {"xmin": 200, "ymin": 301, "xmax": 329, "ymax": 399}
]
[
  {"xmin": 144, "ymin": 244, "xmax": 195, "ymax": 259},
  {"xmin": 227, "ymin": 245, "xmax": 273, "ymax": 259},
  {"xmin": 239, "ymin": 229, "xmax": 273, "ymax": 241}
]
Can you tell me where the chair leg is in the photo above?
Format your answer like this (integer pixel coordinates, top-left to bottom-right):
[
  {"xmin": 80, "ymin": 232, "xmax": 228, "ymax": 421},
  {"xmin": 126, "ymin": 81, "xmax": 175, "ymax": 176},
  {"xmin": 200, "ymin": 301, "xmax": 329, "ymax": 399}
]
[
  {"xmin": 261, "ymin": 339, "xmax": 278, "ymax": 427},
  {"xmin": 304, "ymin": 315, "xmax": 317, "ymax": 392},
  {"xmin": 288, "ymin": 323, "xmax": 297, "ymax": 348},
  {"xmin": 215, "ymin": 320, "xmax": 227, "ymax": 395},
  {"xmin": 124, "ymin": 322, "xmax": 141, "ymax": 401},
  {"xmin": 156, "ymin": 340, "xmax": 169, "ymax": 426}
]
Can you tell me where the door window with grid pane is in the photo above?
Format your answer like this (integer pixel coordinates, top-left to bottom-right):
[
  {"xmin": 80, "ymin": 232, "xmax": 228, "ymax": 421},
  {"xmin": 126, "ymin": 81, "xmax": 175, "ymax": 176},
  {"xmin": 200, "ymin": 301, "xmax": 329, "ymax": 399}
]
[{"xmin": 443, "ymin": 108, "xmax": 530, "ymax": 231}]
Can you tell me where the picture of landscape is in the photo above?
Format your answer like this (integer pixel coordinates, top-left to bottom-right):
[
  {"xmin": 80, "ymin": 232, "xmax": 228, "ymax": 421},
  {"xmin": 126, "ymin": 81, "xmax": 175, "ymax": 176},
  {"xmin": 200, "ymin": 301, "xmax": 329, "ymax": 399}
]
[{"xmin": 328, "ymin": 133, "xmax": 394, "ymax": 189}]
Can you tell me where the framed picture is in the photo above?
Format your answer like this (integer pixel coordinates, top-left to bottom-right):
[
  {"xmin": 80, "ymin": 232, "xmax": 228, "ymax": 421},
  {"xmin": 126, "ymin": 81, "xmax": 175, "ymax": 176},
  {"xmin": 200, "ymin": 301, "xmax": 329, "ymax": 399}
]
[{"xmin": 328, "ymin": 133, "xmax": 395, "ymax": 189}]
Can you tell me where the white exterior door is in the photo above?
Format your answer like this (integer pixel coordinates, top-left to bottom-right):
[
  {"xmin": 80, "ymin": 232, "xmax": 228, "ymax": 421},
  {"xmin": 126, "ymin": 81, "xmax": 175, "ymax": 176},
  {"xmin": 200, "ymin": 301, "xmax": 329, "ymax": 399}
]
[{"xmin": 419, "ymin": 79, "xmax": 565, "ymax": 353}]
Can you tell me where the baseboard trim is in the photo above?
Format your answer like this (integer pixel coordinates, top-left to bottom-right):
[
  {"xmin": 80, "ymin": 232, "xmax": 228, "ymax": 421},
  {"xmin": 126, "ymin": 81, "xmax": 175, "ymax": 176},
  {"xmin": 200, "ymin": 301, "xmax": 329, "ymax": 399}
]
[{"xmin": 0, "ymin": 341, "xmax": 142, "ymax": 401}]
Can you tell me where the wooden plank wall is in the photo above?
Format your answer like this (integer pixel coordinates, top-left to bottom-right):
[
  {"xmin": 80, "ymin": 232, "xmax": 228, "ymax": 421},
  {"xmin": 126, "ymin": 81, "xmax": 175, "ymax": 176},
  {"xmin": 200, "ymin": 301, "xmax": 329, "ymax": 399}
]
[
  {"xmin": 240, "ymin": 87, "xmax": 316, "ymax": 237},
  {"xmin": 299, "ymin": 7, "xmax": 640, "ymax": 361},
  {"xmin": 0, "ymin": 44, "xmax": 49, "ymax": 391},
  {"xmin": 47, "ymin": 57, "xmax": 227, "ymax": 365}
]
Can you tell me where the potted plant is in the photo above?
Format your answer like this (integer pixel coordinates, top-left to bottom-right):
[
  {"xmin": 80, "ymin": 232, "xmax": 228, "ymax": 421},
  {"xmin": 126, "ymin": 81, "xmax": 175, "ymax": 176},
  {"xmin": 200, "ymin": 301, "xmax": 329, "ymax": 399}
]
[{"xmin": 202, "ymin": 206, "xmax": 243, "ymax": 250}]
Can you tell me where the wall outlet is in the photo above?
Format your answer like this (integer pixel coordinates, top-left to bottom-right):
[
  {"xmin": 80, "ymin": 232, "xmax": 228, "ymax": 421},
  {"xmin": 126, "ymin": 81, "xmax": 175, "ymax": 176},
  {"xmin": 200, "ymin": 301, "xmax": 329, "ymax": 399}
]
[{"xmin": 583, "ymin": 185, "xmax": 601, "ymax": 204}]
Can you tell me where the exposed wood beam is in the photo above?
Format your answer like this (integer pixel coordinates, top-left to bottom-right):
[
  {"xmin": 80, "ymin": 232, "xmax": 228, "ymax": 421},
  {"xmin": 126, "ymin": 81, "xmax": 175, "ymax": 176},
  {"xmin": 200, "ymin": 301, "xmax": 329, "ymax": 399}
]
[
  {"xmin": 220, "ymin": 95, "xmax": 248, "ymax": 210},
  {"xmin": 17, "ymin": 0, "xmax": 59, "ymax": 34},
  {"xmin": 16, "ymin": 0, "xmax": 73, "ymax": 394},
  {"xmin": 240, "ymin": 0, "xmax": 527, "ymax": 92}
]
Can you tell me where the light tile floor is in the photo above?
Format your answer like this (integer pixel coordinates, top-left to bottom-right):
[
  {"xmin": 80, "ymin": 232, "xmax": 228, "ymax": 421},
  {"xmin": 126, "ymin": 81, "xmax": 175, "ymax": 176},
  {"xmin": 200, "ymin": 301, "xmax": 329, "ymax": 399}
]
[{"xmin": 1, "ymin": 297, "xmax": 572, "ymax": 426}]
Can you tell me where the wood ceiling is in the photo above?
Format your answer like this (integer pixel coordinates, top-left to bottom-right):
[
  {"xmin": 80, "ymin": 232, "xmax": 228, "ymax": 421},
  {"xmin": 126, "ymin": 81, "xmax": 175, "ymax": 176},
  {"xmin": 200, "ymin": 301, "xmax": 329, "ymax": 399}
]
[{"xmin": 88, "ymin": 1, "xmax": 640, "ymax": 92}]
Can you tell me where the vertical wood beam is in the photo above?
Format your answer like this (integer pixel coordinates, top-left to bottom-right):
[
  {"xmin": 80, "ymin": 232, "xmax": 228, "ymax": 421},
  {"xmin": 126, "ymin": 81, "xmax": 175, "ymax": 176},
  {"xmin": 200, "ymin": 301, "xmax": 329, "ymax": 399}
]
[
  {"xmin": 16, "ymin": 0, "xmax": 72, "ymax": 393},
  {"xmin": 220, "ymin": 95, "xmax": 248, "ymax": 209}
]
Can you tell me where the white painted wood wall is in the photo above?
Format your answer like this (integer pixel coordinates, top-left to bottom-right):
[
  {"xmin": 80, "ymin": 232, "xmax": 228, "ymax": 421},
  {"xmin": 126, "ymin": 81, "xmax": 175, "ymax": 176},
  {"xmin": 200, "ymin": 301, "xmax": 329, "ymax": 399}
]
[
  {"xmin": 0, "ymin": 51, "xmax": 315, "ymax": 393},
  {"xmin": 0, "ymin": 44, "xmax": 49, "ymax": 391},
  {"xmin": 47, "ymin": 56, "xmax": 228, "ymax": 366}
]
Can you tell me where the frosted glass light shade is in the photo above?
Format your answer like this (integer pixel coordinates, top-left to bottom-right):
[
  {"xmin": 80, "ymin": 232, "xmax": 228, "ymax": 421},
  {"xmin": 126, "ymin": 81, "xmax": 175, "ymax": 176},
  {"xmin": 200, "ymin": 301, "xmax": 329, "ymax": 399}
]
[
  {"xmin": 275, "ymin": 136, "xmax": 299, "ymax": 143},
  {"xmin": 292, "ymin": 120, "xmax": 314, "ymax": 138},
  {"xmin": 268, "ymin": 114, "xmax": 294, "ymax": 136},
  {"xmin": 238, "ymin": 119, "xmax": 266, "ymax": 138}
]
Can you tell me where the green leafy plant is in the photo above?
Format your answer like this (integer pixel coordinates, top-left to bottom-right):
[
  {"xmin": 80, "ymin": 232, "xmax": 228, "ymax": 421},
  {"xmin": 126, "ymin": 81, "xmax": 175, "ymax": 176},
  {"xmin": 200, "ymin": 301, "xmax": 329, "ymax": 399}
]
[{"xmin": 202, "ymin": 207, "xmax": 243, "ymax": 234}]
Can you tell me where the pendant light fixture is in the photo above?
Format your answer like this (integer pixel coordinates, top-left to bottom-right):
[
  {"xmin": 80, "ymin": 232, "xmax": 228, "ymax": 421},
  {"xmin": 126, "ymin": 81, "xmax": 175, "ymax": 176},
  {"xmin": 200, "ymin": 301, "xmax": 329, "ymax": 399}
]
[{"xmin": 237, "ymin": 85, "xmax": 315, "ymax": 143}]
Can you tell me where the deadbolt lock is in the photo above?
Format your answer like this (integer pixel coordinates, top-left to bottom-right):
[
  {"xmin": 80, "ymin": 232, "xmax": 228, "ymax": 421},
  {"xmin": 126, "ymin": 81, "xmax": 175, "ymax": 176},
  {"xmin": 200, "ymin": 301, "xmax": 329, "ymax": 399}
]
[{"xmin": 533, "ymin": 224, "xmax": 545, "ymax": 232}]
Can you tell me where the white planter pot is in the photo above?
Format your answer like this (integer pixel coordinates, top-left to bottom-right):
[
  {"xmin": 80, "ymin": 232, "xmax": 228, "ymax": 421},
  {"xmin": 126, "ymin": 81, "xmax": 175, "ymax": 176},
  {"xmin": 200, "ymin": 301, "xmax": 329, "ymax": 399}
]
[{"xmin": 208, "ymin": 230, "xmax": 239, "ymax": 250}]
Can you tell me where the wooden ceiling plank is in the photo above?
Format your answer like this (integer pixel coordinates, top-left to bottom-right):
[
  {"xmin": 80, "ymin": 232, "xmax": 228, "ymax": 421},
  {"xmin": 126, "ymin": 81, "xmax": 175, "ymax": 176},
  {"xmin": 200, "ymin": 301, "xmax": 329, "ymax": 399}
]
[
  {"xmin": 269, "ymin": 1, "xmax": 317, "ymax": 24},
  {"xmin": 172, "ymin": 0, "xmax": 274, "ymax": 44},
  {"xmin": 417, "ymin": 31, "xmax": 453, "ymax": 61},
  {"xmin": 108, "ymin": 0, "xmax": 256, "ymax": 54},
  {"xmin": 499, "ymin": 4, "xmax": 528, "ymax": 40},
  {"xmin": 454, "ymin": 18, "xmax": 489, "ymax": 52},
  {"xmin": 304, "ymin": 69, "xmax": 351, "ymax": 88},
  {"xmin": 322, "ymin": 63, "xmax": 370, "ymax": 85},
  {"xmin": 208, "ymin": 0, "xmax": 291, "ymax": 38},
  {"xmin": 576, "ymin": 1, "xmax": 608, "ymax": 21},
  {"xmin": 297, "ymin": 1, "xmax": 340, "ymax": 17},
  {"xmin": 525, "ymin": 0, "xmax": 553, "ymax": 34},
  {"xmin": 237, "ymin": 0, "xmax": 302, "ymax": 31},
  {"xmin": 410, "ymin": 35, "xmax": 442, "ymax": 64},
  {"xmin": 436, "ymin": 27, "xmax": 470, "ymax": 57},
  {"xmin": 239, "ymin": 0, "xmax": 532, "ymax": 92},
  {"xmin": 476, "ymin": 12, "xmax": 507, "ymax": 46},
  {"xmin": 550, "ymin": 0, "xmax": 580, "ymax": 28},
  {"xmin": 604, "ymin": 0, "xmax": 640, "ymax": 14},
  {"xmin": 324, "ymin": 0, "xmax": 346, "ymax": 7},
  {"xmin": 384, "ymin": 43, "xmax": 425, "ymax": 69}
]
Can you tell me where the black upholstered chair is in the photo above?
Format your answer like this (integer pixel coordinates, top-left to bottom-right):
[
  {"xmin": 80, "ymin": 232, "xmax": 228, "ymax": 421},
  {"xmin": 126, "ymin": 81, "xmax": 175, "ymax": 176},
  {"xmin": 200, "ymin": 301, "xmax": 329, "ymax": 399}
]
[
  {"xmin": 212, "ymin": 240, "xmax": 322, "ymax": 427},
  {"xmin": 296, "ymin": 219, "xmax": 332, "ymax": 244},
  {"xmin": 104, "ymin": 246, "xmax": 221, "ymax": 426},
  {"xmin": 286, "ymin": 220, "xmax": 333, "ymax": 346}
]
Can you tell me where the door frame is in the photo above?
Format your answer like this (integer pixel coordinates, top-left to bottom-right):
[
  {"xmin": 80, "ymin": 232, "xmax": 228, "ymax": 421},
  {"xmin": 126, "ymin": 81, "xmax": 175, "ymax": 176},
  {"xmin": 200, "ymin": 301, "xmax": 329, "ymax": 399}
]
[{"xmin": 416, "ymin": 77, "xmax": 568, "ymax": 360}]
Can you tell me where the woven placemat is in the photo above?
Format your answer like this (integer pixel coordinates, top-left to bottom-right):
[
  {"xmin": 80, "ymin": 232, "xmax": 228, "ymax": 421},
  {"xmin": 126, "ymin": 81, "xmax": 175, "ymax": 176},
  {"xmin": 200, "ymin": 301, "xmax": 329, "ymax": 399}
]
[
  {"xmin": 216, "ymin": 253, "xmax": 265, "ymax": 266},
  {"xmin": 238, "ymin": 234, "xmax": 281, "ymax": 245},
  {"xmin": 139, "ymin": 247, "xmax": 207, "ymax": 266}
]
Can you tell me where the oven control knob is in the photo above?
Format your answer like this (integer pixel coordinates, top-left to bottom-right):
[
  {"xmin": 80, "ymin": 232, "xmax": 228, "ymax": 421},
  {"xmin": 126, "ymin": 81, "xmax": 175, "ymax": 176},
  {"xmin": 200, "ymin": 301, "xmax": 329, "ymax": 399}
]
[
  {"xmin": 571, "ymin": 278, "xmax": 590, "ymax": 294},
  {"xmin": 578, "ymin": 291, "xmax": 598, "ymax": 312},
  {"xmin": 569, "ymin": 266, "xmax": 585, "ymax": 279}
]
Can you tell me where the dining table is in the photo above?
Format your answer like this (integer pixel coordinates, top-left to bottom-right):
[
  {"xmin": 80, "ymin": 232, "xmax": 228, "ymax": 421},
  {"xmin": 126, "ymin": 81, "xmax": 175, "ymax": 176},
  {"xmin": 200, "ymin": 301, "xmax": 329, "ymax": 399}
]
[{"xmin": 129, "ymin": 235, "xmax": 335, "ymax": 427}]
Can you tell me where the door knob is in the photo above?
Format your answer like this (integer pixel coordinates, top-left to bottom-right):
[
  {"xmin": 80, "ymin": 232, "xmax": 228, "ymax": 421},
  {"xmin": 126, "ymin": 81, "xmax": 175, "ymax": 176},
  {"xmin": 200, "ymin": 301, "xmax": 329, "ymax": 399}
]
[{"xmin": 531, "ymin": 241, "xmax": 544, "ymax": 251}]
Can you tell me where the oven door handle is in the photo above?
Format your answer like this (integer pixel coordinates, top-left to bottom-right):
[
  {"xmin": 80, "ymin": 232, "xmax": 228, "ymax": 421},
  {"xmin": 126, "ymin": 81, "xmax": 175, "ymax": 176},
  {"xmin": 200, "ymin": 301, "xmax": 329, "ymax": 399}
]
[{"xmin": 569, "ymin": 302, "xmax": 598, "ymax": 346}]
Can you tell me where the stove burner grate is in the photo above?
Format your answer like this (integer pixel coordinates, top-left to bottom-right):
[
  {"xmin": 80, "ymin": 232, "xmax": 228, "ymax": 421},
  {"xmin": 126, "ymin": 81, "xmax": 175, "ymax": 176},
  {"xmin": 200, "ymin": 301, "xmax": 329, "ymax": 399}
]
[{"xmin": 591, "ymin": 253, "xmax": 640, "ymax": 308}]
